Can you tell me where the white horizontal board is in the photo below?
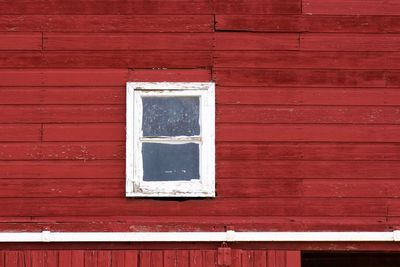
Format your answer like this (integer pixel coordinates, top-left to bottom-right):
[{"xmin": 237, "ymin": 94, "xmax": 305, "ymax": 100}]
[{"xmin": 0, "ymin": 230, "xmax": 397, "ymax": 242}]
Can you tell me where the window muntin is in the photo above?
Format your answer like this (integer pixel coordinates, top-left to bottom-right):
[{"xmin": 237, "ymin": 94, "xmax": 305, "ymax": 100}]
[{"xmin": 126, "ymin": 82, "xmax": 215, "ymax": 197}]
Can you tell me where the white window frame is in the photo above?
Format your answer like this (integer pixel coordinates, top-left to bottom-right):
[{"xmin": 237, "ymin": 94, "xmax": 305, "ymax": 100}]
[{"xmin": 126, "ymin": 82, "xmax": 215, "ymax": 197}]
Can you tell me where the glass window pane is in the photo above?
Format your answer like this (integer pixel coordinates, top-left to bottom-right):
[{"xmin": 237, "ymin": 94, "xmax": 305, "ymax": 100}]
[
  {"xmin": 142, "ymin": 143, "xmax": 200, "ymax": 181},
  {"xmin": 142, "ymin": 97, "xmax": 200, "ymax": 136}
]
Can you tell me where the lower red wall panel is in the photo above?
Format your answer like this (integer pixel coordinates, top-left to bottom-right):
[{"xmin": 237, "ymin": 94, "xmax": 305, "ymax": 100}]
[{"xmin": 0, "ymin": 249, "xmax": 300, "ymax": 267}]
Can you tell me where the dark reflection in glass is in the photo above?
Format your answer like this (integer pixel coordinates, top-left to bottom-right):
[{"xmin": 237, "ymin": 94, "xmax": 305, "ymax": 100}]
[
  {"xmin": 142, "ymin": 143, "xmax": 200, "ymax": 181},
  {"xmin": 142, "ymin": 97, "xmax": 200, "ymax": 136}
]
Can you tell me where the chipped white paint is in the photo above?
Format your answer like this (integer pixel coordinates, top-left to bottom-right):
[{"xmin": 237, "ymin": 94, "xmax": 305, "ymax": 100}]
[
  {"xmin": 0, "ymin": 230, "xmax": 397, "ymax": 242},
  {"xmin": 129, "ymin": 82, "xmax": 212, "ymax": 91},
  {"xmin": 126, "ymin": 82, "xmax": 215, "ymax": 197}
]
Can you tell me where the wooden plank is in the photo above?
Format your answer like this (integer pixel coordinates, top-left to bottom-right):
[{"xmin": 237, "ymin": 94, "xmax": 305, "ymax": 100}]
[
  {"xmin": 218, "ymin": 179, "xmax": 400, "ymax": 198},
  {"xmin": 0, "ymin": 69, "xmax": 128, "ymax": 86},
  {"xmin": 216, "ymin": 15, "xmax": 400, "ymax": 33},
  {"xmin": 163, "ymin": 250, "xmax": 177, "ymax": 267},
  {"xmin": 300, "ymin": 34, "xmax": 400, "ymax": 51},
  {"xmin": 214, "ymin": 0, "xmax": 301, "ymax": 14},
  {"xmin": 241, "ymin": 250, "xmax": 254, "ymax": 267},
  {"xmin": 176, "ymin": 250, "xmax": 189, "ymax": 267},
  {"xmin": 217, "ymin": 143, "xmax": 400, "ymax": 161},
  {"xmin": 285, "ymin": 251, "xmax": 301, "ymax": 267},
  {"xmin": 0, "ymin": 15, "xmax": 213, "ymax": 32},
  {"xmin": 151, "ymin": 251, "xmax": 163, "ymax": 267},
  {"xmin": 129, "ymin": 69, "xmax": 212, "ymax": 82},
  {"xmin": 213, "ymin": 178, "xmax": 287, "ymax": 199},
  {"xmin": 0, "ymin": 160, "xmax": 124, "ymax": 179},
  {"xmin": 84, "ymin": 251, "xmax": 97, "ymax": 267},
  {"xmin": 0, "ymin": 87, "xmax": 124, "ymax": 105},
  {"xmin": 217, "ymin": 105, "xmax": 400, "ymax": 124},
  {"xmin": 217, "ymin": 124, "xmax": 400, "ymax": 142},
  {"xmin": 31, "ymin": 250, "xmax": 45, "ymax": 267},
  {"xmin": 275, "ymin": 251, "xmax": 286, "ymax": 267},
  {"xmin": 214, "ymin": 51, "xmax": 400, "ymax": 69},
  {"xmin": 214, "ymin": 69, "xmax": 386, "ymax": 87},
  {"xmin": 0, "ymin": 142, "xmax": 124, "ymax": 161},
  {"xmin": 97, "ymin": 251, "xmax": 111, "ymax": 267},
  {"xmin": 0, "ymin": 69, "xmax": 209, "ymax": 86},
  {"xmin": 140, "ymin": 251, "xmax": 152, "ymax": 267},
  {"xmin": 231, "ymin": 250, "xmax": 242, "ymax": 267},
  {"xmin": 386, "ymin": 199, "xmax": 400, "ymax": 216},
  {"xmin": 216, "ymin": 87, "xmax": 400, "ymax": 106},
  {"xmin": 43, "ymin": 33, "xmax": 213, "ymax": 50},
  {"xmin": 0, "ymin": 215, "xmax": 389, "ymax": 232},
  {"xmin": 204, "ymin": 251, "xmax": 215, "ymax": 267},
  {"xmin": 0, "ymin": 179, "xmax": 123, "ymax": 197},
  {"xmin": 267, "ymin": 250, "xmax": 275, "ymax": 267},
  {"xmin": 0, "ymin": 33, "xmax": 42, "ymax": 50},
  {"xmin": 4, "ymin": 251, "xmax": 18, "ymax": 267},
  {"xmin": 0, "ymin": 197, "xmax": 387, "ymax": 217},
  {"xmin": 0, "ymin": 105, "xmax": 124, "ymax": 123},
  {"xmin": 302, "ymin": 180, "xmax": 400, "ymax": 198},
  {"xmin": 46, "ymin": 251, "xmax": 58, "ymax": 267},
  {"xmin": 24, "ymin": 251, "xmax": 32, "ymax": 267},
  {"xmin": 387, "ymin": 71, "xmax": 400, "ymax": 86},
  {"xmin": 0, "ymin": 51, "xmax": 212, "ymax": 69},
  {"xmin": 18, "ymin": 251, "xmax": 26, "ymax": 267},
  {"xmin": 59, "ymin": 251, "xmax": 72, "ymax": 267},
  {"xmin": 110, "ymin": 251, "xmax": 124, "ymax": 267},
  {"xmin": 254, "ymin": 250, "xmax": 267, "ymax": 267},
  {"xmin": 124, "ymin": 251, "xmax": 138, "ymax": 267},
  {"xmin": 43, "ymin": 123, "xmax": 124, "ymax": 141},
  {"xmin": 0, "ymin": 52, "xmax": 44, "ymax": 68},
  {"xmin": 0, "ymin": 124, "xmax": 41, "ymax": 142},
  {"xmin": 0, "ymin": 0, "xmax": 213, "ymax": 15},
  {"xmin": 215, "ymin": 33, "xmax": 299, "ymax": 50},
  {"xmin": 303, "ymin": 0, "xmax": 400, "ymax": 15},
  {"xmin": 218, "ymin": 160, "xmax": 400, "ymax": 179},
  {"xmin": 189, "ymin": 250, "xmax": 202, "ymax": 267},
  {"xmin": 71, "ymin": 251, "xmax": 84, "ymax": 267}
]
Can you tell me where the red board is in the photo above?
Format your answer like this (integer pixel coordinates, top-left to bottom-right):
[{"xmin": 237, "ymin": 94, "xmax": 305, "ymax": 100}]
[
  {"xmin": 216, "ymin": 15, "xmax": 400, "ymax": 33},
  {"xmin": 0, "ymin": 51, "xmax": 212, "ymax": 68},
  {"xmin": 43, "ymin": 33, "xmax": 213, "ymax": 51},
  {"xmin": 300, "ymin": 33, "xmax": 400, "ymax": 51},
  {"xmin": 0, "ymin": 33, "xmax": 42, "ymax": 50},
  {"xmin": 214, "ymin": 69, "xmax": 386, "ymax": 87},
  {"xmin": 0, "ymin": 15, "xmax": 214, "ymax": 32},
  {"xmin": 214, "ymin": 51, "xmax": 400, "ymax": 69},
  {"xmin": 303, "ymin": 0, "xmax": 400, "ymax": 15},
  {"xmin": 0, "ymin": 0, "xmax": 214, "ymax": 14},
  {"xmin": 0, "ymin": 0, "xmax": 399, "ymax": 250}
]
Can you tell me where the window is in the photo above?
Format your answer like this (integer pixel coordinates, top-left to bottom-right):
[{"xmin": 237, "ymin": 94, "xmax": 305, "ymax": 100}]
[{"xmin": 126, "ymin": 82, "xmax": 215, "ymax": 197}]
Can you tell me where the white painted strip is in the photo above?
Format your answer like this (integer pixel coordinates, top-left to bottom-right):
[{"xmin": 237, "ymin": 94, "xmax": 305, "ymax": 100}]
[
  {"xmin": 232, "ymin": 231, "xmax": 395, "ymax": 242},
  {"xmin": 0, "ymin": 231, "xmax": 397, "ymax": 242},
  {"xmin": 128, "ymin": 82, "xmax": 213, "ymax": 90}
]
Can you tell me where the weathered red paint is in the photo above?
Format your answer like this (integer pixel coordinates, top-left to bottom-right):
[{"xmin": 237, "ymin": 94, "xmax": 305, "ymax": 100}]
[
  {"xmin": 0, "ymin": 249, "xmax": 300, "ymax": 267},
  {"xmin": 0, "ymin": 0, "xmax": 398, "ymax": 264}
]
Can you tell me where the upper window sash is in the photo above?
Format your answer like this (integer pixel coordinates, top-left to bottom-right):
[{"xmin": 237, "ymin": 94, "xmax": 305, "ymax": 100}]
[{"xmin": 134, "ymin": 90, "xmax": 207, "ymax": 141}]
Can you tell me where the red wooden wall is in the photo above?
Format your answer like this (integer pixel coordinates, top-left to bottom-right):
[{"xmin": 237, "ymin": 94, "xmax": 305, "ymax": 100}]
[
  {"xmin": 0, "ymin": 249, "xmax": 300, "ymax": 267},
  {"xmin": 0, "ymin": 0, "xmax": 400, "ymax": 237}
]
